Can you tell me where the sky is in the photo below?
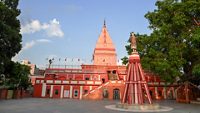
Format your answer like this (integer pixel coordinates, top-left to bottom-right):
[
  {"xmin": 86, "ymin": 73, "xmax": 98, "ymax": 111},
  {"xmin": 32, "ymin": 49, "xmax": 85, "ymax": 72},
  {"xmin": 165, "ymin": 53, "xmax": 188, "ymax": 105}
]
[{"xmin": 13, "ymin": 0, "xmax": 157, "ymax": 69}]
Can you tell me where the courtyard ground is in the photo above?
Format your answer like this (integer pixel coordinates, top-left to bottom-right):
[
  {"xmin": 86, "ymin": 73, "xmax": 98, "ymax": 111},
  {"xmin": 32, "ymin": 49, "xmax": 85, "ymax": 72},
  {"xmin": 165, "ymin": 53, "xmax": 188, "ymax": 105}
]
[{"xmin": 0, "ymin": 98, "xmax": 199, "ymax": 113}]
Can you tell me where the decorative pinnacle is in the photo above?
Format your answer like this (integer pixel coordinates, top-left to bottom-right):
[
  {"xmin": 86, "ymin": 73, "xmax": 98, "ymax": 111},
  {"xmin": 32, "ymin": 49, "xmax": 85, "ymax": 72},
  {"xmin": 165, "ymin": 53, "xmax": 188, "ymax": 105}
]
[{"xmin": 103, "ymin": 19, "xmax": 106, "ymax": 28}]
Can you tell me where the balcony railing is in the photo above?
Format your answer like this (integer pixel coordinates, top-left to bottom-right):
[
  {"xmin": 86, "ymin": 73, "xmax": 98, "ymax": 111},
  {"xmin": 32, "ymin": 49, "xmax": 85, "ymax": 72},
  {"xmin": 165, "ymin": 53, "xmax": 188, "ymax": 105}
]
[{"xmin": 35, "ymin": 79, "xmax": 102, "ymax": 85}]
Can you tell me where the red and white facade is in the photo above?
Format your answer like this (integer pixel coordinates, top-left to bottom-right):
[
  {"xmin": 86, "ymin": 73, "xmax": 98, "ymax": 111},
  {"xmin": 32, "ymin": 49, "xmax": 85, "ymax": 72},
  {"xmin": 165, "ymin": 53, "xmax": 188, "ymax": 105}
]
[{"xmin": 33, "ymin": 22, "xmax": 178, "ymax": 100}]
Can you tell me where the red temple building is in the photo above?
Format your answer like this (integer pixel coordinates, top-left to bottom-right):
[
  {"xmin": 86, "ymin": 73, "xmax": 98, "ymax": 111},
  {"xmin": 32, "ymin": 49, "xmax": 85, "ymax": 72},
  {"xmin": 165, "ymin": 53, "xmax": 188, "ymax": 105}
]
[{"xmin": 33, "ymin": 22, "xmax": 178, "ymax": 100}]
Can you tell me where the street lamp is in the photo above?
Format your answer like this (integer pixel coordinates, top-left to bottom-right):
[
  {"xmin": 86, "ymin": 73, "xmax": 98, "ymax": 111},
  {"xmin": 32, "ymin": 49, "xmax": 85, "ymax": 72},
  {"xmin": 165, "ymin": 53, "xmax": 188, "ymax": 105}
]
[{"xmin": 48, "ymin": 58, "xmax": 54, "ymax": 68}]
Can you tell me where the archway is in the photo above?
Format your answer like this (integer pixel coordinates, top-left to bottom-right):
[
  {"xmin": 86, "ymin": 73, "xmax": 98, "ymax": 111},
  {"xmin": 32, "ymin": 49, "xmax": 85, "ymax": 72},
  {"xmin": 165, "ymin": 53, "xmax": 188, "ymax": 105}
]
[
  {"xmin": 103, "ymin": 89, "xmax": 109, "ymax": 98},
  {"xmin": 113, "ymin": 88, "xmax": 120, "ymax": 100}
]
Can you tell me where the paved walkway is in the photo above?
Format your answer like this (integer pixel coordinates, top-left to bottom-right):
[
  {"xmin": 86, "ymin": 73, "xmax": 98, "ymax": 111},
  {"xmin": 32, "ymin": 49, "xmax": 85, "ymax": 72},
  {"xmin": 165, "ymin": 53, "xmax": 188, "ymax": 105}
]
[{"xmin": 0, "ymin": 98, "xmax": 199, "ymax": 113}]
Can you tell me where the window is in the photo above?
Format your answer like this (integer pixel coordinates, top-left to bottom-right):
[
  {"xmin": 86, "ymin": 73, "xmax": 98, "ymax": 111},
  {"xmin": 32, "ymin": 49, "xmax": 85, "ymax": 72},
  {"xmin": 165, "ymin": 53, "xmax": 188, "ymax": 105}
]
[
  {"xmin": 150, "ymin": 90, "xmax": 153, "ymax": 96},
  {"xmin": 85, "ymin": 77, "xmax": 90, "ymax": 80},
  {"xmin": 84, "ymin": 90, "xmax": 88, "ymax": 94},
  {"xmin": 158, "ymin": 91, "xmax": 162, "ymax": 96},
  {"xmin": 102, "ymin": 78, "xmax": 105, "ymax": 83},
  {"xmin": 46, "ymin": 89, "xmax": 50, "ymax": 95},
  {"xmin": 112, "ymin": 70, "xmax": 116, "ymax": 74},
  {"xmin": 103, "ymin": 89, "xmax": 108, "ymax": 98},
  {"xmin": 55, "ymin": 89, "xmax": 59, "ymax": 95},
  {"xmin": 64, "ymin": 90, "xmax": 69, "ymax": 97},
  {"xmin": 74, "ymin": 90, "xmax": 78, "ymax": 97}
]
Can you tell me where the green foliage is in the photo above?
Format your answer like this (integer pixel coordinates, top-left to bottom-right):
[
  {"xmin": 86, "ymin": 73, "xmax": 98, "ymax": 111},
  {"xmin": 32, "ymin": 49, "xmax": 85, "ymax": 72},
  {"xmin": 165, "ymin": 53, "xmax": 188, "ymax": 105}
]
[
  {"xmin": 121, "ymin": 56, "xmax": 128, "ymax": 66},
  {"xmin": 0, "ymin": 0, "xmax": 22, "ymax": 74},
  {"xmin": 0, "ymin": 0, "xmax": 30, "ymax": 89},
  {"xmin": 3, "ymin": 61, "xmax": 31, "ymax": 89},
  {"xmin": 191, "ymin": 64, "xmax": 200, "ymax": 84},
  {"xmin": 122, "ymin": 0, "xmax": 200, "ymax": 83},
  {"xmin": 193, "ymin": 64, "xmax": 200, "ymax": 76}
]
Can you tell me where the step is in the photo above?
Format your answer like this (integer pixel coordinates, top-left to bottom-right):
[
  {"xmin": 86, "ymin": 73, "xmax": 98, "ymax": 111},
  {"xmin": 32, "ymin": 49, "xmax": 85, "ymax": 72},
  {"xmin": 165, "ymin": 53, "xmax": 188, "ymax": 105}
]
[
  {"xmin": 197, "ymin": 98, "xmax": 200, "ymax": 101},
  {"xmin": 84, "ymin": 81, "xmax": 111, "ymax": 97},
  {"xmin": 190, "ymin": 101, "xmax": 200, "ymax": 104}
]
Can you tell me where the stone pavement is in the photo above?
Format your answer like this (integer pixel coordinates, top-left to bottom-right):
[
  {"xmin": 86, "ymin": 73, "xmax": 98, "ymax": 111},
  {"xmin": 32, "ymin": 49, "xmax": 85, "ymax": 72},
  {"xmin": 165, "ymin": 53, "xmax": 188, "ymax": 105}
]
[{"xmin": 0, "ymin": 98, "xmax": 199, "ymax": 113}]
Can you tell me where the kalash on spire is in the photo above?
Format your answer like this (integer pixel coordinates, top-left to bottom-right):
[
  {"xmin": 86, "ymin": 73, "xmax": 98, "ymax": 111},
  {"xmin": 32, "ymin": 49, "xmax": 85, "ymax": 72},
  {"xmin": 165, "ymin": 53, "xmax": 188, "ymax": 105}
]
[{"xmin": 93, "ymin": 21, "xmax": 117, "ymax": 65}]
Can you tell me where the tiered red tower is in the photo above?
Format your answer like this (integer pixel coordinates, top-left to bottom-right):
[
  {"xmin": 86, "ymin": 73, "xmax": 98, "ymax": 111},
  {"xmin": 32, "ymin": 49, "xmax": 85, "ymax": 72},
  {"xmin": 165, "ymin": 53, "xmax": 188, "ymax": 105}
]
[
  {"xmin": 122, "ymin": 32, "xmax": 152, "ymax": 104},
  {"xmin": 93, "ymin": 20, "xmax": 117, "ymax": 66}
]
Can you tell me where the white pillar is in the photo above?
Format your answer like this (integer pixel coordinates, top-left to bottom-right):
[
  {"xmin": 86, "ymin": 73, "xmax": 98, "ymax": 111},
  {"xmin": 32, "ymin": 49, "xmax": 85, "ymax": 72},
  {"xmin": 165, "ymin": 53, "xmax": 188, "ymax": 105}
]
[
  {"xmin": 98, "ymin": 75, "xmax": 101, "ymax": 81},
  {"xmin": 155, "ymin": 87, "xmax": 158, "ymax": 99},
  {"xmin": 50, "ymin": 85, "xmax": 53, "ymax": 98},
  {"xmin": 89, "ymin": 86, "xmax": 93, "ymax": 91},
  {"xmin": 80, "ymin": 86, "xmax": 83, "ymax": 99},
  {"xmin": 124, "ymin": 75, "xmax": 126, "ymax": 81},
  {"xmin": 70, "ymin": 85, "xmax": 73, "ymax": 98},
  {"xmin": 41, "ymin": 83, "xmax": 46, "ymax": 97},
  {"xmin": 60, "ymin": 85, "xmax": 64, "ymax": 98}
]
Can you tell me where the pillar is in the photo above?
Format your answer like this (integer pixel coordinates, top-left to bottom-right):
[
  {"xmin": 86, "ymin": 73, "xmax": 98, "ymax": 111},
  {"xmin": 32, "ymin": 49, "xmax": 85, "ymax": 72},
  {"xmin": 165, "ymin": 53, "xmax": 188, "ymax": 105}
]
[{"xmin": 41, "ymin": 83, "xmax": 46, "ymax": 97}]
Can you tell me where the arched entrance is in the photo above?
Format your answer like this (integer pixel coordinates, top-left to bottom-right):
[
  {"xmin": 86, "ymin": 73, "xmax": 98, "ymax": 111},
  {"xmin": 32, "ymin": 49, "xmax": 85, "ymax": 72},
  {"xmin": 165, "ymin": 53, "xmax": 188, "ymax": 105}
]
[
  {"xmin": 103, "ymin": 89, "xmax": 109, "ymax": 98},
  {"xmin": 113, "ymin": 88, "xmax": 120, "ymax": 100}
]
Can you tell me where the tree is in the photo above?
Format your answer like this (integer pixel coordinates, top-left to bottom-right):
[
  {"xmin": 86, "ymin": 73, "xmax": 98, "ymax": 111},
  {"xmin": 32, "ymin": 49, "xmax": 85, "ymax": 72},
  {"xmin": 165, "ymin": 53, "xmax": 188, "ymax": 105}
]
[
  {"xmin": 0, "ymin": 0, "xmax": 22, "ymax": 74},
  {"xmin": 0, "ymin": 0, "xmax": 31, "ymax": 89},
  {"xmin": 122, "ymin": 0, "xmax": 200, "ymax": 84},
  {"xmin": 3, "ymin": 61, "xmax": 30, "ymax": 89}
]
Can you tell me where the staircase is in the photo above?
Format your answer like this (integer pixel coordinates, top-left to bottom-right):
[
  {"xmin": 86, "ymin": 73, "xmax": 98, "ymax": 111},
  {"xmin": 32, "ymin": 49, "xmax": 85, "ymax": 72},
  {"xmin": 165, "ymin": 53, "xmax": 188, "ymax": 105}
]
[
  {"xmin": 83, "ymin": 80, "xmax": 124, "ymax": 100},
  {"xmin": 83, "ymin": 81, "xmax": 111, "ymax": 98}
]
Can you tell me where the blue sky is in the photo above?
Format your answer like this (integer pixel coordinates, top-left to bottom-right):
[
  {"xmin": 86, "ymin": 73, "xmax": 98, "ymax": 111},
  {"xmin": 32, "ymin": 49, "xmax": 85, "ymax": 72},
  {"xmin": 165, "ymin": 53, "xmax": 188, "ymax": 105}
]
[{"xmin": 13, "ymin": 0, "xmax": 157, "ymax": 68}]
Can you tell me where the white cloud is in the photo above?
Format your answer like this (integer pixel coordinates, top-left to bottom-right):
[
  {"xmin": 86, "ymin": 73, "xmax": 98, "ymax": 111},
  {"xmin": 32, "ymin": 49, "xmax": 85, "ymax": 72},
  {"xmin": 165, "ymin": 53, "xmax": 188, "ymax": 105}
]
[
  {"xmin": 46, "ymin": 19, "xmax": 64, "ymax": 37},
  {"xmin": 12, "ymin": 39, "xmax": 51, "ymax": 62},
  {"xmin": 23, "ymin": 40, "xmax": 36, "ymax": 50},
  {"xmin": 36, "ymin": 39, "xmax": 51, "ymax": 43},
  {"xmin": 12, "ymin": 51, "xmax": 22, "ymax": 62},
  {"xmin": 22, "ymin": 39, "xmax": 51, "ymax": 50},
  {"xmin": 21, "ymin": 20, "xmax": 43, "ymax": 34},
  {"xmin": 21, "ymin": 18, "xmax": 64, "ymax": 38}
]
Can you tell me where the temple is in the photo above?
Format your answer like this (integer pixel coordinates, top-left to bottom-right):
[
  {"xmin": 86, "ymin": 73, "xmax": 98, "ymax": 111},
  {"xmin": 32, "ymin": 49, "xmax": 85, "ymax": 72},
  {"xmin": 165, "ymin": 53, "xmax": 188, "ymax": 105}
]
[{"xmin": 33, "ymin": 22, "xmax": 178, "ymax": 100}]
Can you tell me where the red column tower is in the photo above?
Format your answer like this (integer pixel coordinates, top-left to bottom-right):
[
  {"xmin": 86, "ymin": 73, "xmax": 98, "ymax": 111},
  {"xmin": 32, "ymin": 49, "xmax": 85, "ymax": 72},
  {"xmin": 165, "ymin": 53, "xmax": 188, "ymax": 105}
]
[{"xmin": 122, "ymin": 32, "xmax": 152, "ymax": 104}]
